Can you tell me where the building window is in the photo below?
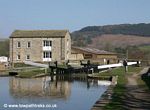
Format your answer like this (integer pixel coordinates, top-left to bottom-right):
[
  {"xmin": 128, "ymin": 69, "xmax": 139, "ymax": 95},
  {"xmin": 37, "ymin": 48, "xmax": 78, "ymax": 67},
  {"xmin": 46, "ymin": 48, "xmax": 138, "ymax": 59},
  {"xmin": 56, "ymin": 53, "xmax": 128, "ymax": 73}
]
[
  {"xmin": 43, "ymin": 40, "xmax": 52, "ymax": 47},
  {"xmin": 43, "ymin": 51, "xmax": 51, "ymax": 58},
  {"xmin": 84, "ymin": 54, "xmax": 92, "ymax": 59},
  {"xmin": 17, "ymin": 55, "xmax": 20, "ymax": 60},
  {"xmin": 26, "ymin": 55, "xmax": 30, "ymax": 60},
  {"xmin": 67, "ymin": 40, "xmax": 69, "ymax": 51},
  {"xmin": 27, "ymin": 42, "xmax": 31, "ymax": 48},
  {"xmin": 67, "ymin": 51, "xmax": 69, "ymax": 59},
  {"xmin": 17, "ymin": 41, "xmax": 21, "ymax": 48}
]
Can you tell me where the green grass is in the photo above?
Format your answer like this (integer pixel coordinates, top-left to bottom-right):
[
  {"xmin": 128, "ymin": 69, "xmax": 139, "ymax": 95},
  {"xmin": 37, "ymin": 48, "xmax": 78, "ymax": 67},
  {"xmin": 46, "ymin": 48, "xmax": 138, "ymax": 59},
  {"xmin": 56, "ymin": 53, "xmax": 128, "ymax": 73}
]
[
  {"xmin": 139, "ymin": 45, "xmax": 150, "ymax": 52},
  {"xmin": 127, "ymin": 66, "xmax": 143, "ymax": 74},
  {"xmin": 14, "ymin": 63, "xmax": 31, "ymax": 68},
  {"xmin": 102, "ymin": 67, "xmax": 127, "ymax": 110},
  {"xmin": 18, "ymin": 69, "xmax": 46, "ymax": 78},
  {"xmin": 95, "ymin": 66, "xmax": 142, "ymax": 76}
]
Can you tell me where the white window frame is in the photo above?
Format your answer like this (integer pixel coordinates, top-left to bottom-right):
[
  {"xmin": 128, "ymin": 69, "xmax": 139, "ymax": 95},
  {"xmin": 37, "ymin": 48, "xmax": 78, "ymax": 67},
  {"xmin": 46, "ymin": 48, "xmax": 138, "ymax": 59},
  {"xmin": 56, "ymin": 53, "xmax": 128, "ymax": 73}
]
[
  {"xmin": 43, "ymin": 51, "xmax": 52, "ymax": 58},
  {"xmin": 17, "ymin": 41, "xmax": 21, "ymax": 48},
  {"xmin": 43, "ymin": 40, "xmax": 52, "ymax": 47},
  {"xmin": 17, "ymin": 54, "xmax": 21, "ymax": 60},
  {"xmin": 67, "ymin": 51, "xmax": 69, "ymax": 59},
  {"xmin": 26, "ymin": 55, "xmax": 30, "ymax": 60},
  {"xmin": 43, "ymin": 51, "xmax": 52, "ymax": 62},
  {"xmin": 67, "ymin": 39, "xmax": 69, "ymax": 51},
  {"xmin": 27, "ymin": 41, "xmax": 31, "ymax": 48}
]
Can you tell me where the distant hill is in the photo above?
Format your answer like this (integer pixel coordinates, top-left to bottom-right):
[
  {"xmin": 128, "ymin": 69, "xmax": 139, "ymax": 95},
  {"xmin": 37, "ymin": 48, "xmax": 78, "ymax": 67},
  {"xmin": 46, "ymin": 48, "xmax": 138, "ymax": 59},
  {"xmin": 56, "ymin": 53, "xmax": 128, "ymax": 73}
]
[
  {"xmin": 0, "ymin": 39, "xmax": 9, "ymax": 57},
  {"xmin": 0, "ymin": 38, "xmax": 7, "ymax": 41},
  {"xmin": 88, "ymin": 34, "xmax": 150, "ymax": 49},
  {"xmin": 71, "ymin": 23, "xmax": 150, "ymax": 47}
]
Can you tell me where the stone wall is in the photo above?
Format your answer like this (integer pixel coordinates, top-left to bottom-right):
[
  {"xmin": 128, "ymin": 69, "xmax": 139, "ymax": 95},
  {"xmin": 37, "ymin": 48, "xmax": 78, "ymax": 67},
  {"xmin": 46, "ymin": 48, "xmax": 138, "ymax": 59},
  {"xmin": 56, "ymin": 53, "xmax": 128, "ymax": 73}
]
[
  {"xmin": 0, "ymin": 63, "xmax": 6, "ymax": 71},
  {"xmin": 65, "ymin": 32, "xmax": 71, "ymax": 60},
  {"xmin": 97, "ymin": 54, "xmax": 117, "ymax": 59},
  {"xmin": 10, "ymin": 38, "xmax": 43, "ymax": 63},
  {"xmin": 69, "ymin": 53, "xmax": 84, "ymax": 60}
]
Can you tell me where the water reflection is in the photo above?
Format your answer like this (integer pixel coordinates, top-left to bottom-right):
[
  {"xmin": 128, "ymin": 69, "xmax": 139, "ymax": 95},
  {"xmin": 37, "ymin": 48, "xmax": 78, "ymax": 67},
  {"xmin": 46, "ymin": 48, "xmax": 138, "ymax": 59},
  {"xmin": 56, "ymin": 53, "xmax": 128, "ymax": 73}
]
[
  {"xmin": 9, "ymin": 75, "xmax": 110, "ymax": 99},
  {"xmin": 9, "ymin": 76, "xmax": 72, "ymax": 99},
  {"xmin": 0, "ymin": 76, "xmax": 109, "ymax": 110}
]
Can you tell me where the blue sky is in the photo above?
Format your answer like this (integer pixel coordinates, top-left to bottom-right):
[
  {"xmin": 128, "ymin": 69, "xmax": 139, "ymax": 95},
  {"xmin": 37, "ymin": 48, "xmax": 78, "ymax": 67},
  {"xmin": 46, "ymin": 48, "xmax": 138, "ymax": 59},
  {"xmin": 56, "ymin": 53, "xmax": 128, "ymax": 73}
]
[{"xmin": 0, "ymin": 0, "xmax": 150, "ymax": 38}]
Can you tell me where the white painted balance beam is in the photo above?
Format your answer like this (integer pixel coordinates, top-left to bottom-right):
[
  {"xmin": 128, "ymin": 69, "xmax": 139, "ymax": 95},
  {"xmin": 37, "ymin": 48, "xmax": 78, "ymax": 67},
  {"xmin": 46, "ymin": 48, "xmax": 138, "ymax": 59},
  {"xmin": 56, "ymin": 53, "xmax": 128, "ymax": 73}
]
[
  {"xmin": 24, "ymin": 61, "xmax": 138, "ymax": 70},
  {"xmin": 98, "ymin": 62, "xmax": 138, "ymax": 69},
  {"xmin": 24, "ymin": 61, "xmax": 49, "ymax": 68}
]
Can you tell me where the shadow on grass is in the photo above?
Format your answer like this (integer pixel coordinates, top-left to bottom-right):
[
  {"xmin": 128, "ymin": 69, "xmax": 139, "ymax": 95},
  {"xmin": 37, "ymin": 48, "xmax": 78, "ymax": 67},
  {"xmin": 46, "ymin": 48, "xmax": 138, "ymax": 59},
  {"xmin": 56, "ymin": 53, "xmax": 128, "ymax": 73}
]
[
  {"xmin": 123, "ymin": 85, "xmax": 150, "ymax": 110},
  {"xmin": 121, "ymin": 68, "xmax": 150, "ymax": 110},
  {"xmin": 104, "ymin": 84, "xmax": 150, "ymax": 110},
  {"xmin": 141, "ymin": 68, "xmax": 150, "ymax": 89},
  {"xmin": 103, "ymin": 85, "xmax": 127, "ymax": 110}
]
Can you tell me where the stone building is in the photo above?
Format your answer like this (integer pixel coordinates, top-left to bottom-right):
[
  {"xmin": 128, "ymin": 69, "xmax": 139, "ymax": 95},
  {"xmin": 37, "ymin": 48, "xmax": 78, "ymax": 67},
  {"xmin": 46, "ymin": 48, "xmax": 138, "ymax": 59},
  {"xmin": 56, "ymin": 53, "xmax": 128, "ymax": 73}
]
[
  {"xmin": 0, "ymin": 63, "xmax": 7, "ymax": 71},
  {"xmin": 9, "ymin": 30, "xmax": 71, "ymax": 64},
  {"xmin": 71, "ymin": 46, "xmax": 118, "ymax": 64}
]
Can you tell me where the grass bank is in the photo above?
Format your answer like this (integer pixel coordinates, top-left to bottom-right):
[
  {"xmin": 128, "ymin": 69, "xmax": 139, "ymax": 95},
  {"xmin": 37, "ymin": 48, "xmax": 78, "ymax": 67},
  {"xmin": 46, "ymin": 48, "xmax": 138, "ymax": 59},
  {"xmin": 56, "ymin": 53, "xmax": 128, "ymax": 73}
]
[
  {"xmin": 0, "ymin": 70, "xmax": 9, "ymax": 76},
  {"xmin": 14, "ymin": 63, "xmax": 31, "ymax": 68},
  {"xmin": 17, "ymin": 69, "xmax": 48, "ymax": 78}
]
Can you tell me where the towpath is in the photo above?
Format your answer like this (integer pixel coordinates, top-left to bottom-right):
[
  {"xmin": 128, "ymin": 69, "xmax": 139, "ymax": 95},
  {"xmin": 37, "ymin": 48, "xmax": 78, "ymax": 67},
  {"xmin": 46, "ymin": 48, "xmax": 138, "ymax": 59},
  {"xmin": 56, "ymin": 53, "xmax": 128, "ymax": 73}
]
[{"xmin": 124, "ymin": 67, "xmax": 150, "ymax": 110}]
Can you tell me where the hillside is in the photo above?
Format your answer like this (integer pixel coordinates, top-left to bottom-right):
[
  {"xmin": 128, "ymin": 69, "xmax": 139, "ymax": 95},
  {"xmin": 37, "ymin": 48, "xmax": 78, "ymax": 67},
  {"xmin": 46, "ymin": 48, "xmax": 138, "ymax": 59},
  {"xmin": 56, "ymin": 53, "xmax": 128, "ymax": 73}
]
[
  {"xmin": 88, "ymin": 34, "xmax": 150, "ymax": 49},
  {"xmin": 0, "ymin": 39, "xmax": 9, "ymax": 57},
  {"xmin": 0, "ymin": 38, "xmax": 7, "ymax": 41},
  {"xmin": 71, "ymin": 23, "xmax": 150, "ymax": 47}
]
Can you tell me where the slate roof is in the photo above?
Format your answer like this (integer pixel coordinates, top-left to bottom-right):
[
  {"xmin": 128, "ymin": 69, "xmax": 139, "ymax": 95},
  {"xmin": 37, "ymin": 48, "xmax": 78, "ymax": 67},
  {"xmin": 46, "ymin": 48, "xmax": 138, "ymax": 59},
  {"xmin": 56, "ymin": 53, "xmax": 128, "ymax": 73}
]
[
  {"xmin": 10, "ymin": 30, "xmax": 68, "ymax": 38},
  {"xmin": 72, "ymin": 46, "xmax": 117, "ymax": 55}
]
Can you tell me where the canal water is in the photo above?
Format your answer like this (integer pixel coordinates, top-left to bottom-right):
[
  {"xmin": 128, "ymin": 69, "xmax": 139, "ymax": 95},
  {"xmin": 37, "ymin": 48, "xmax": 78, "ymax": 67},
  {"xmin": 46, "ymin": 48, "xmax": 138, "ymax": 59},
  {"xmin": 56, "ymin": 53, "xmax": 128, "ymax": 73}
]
[{"xmin": 0, "ymin": 76, "xmax": 108, "ymax": 110}]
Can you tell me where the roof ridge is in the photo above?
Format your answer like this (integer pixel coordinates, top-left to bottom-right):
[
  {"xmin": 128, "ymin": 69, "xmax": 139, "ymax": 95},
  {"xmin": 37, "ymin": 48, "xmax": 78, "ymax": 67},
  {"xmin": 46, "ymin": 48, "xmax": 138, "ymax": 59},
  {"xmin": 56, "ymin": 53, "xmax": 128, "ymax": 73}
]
[
  {"xmin": 14, "ymin": 29, "xmax": 68, "ymax": 31},
  {"xmin": 72, "ymin": 46, "xmax": 117, "ymax": 55},
  {"xmin": 10, "ymin": 29, "xmax": 69, "ymax": 38}
]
